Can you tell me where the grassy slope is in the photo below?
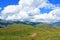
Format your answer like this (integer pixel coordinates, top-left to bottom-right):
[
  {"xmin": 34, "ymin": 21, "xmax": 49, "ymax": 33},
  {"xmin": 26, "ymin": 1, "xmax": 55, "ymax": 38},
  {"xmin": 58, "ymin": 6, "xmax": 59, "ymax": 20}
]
[{"xmin": 0, "ymin": 24, "xmax": 60, "ymax": 40}]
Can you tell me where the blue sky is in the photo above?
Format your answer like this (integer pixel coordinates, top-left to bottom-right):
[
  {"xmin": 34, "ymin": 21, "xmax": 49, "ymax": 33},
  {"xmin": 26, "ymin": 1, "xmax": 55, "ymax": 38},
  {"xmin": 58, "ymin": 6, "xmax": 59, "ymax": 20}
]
[
  {"xmin": 0, "ymin": 0, "xmax": 19, "ymax": 7},
  {"xmin": 0, "ymin": 0, "xmax": 19, "ymax": 11},
  {"xmin": 0, "ymin": 0, "xmax": 60, "ymax": 23},
  {"xmin": 49, "ymin": 0, "xmax": 60, "ymax": 6},
  {"xmin": 0, "ymin": 0, "xmax": 60, "ymax": 8}
]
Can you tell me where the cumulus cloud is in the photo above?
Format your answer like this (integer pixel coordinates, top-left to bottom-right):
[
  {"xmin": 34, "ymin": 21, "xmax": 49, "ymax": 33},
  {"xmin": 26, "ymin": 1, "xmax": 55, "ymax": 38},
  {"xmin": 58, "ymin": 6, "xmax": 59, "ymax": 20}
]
[
  {"xmin": 0, "ymin": 16, "xmax": 1, "ymax": 19},
  {"xmin": 0, "ymin": 0, "xmax": 60, "ymax": 23},
  {"xmin": 19, "ymin": 0, "xmax": 48, "ymax": 8},
  {"xmin": 48, "ymin": 9, "xmax": 60, "ymax": 21}
]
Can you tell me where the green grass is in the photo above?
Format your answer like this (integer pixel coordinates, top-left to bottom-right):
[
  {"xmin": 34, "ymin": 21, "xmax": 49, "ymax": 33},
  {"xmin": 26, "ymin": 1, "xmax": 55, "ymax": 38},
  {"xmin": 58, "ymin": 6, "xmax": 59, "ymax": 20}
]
[{"xmin": 0, "ymin": 24, "xmax": 60, "ymax": 40}]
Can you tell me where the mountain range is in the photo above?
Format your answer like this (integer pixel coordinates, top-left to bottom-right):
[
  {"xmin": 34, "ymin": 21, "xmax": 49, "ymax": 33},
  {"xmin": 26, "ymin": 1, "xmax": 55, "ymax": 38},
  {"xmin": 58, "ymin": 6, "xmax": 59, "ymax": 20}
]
[{"xmin": 0, "ymin": 19, "xmax": 60, "ymax": 28}]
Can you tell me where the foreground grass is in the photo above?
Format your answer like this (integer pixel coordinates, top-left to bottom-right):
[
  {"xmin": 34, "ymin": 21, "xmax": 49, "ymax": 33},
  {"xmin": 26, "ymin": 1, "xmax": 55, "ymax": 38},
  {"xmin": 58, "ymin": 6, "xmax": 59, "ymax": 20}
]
[{"xmin": 0, "ymin": 24, "xmax": 60, "ymax": 40}]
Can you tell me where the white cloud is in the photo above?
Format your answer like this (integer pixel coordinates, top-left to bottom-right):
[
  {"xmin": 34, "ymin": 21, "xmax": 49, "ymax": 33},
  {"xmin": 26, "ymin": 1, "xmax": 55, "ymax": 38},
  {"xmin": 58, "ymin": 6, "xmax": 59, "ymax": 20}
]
[
  {"xmin": 0, "ymin": 16, "xmax": 1, "ymax": 19},
  {"xmin": 32, "ymin": 8, "xmax": 60, "ymax": 23},
  {"xmin": 1, "ymin": 5, "xmax": 20, "ymax": 15},
  {"xmin": 0, "ymin": 0, "xmax": 60, "ymax": 23},
  {"xmin": 19, "ymin": 0, "xmax": 48, "ymax": 8},
  {"xmin": 48, "ymin": 8, "xmax": 60, "ymax": 21}
]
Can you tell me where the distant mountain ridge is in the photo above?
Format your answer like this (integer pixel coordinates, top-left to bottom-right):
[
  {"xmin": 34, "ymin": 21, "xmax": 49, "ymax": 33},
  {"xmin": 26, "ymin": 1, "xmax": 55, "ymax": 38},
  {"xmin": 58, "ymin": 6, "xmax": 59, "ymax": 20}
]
[
  {"xmin": 51, "ymin": 22, "xmax": 60, "ymax": 26},
  {"xmin": 0, "ymin": 19, "xmax": 42, "ymax": 27},
  {"xmin": 0, "ymin": 19, "xmax": 60, "ymax": 27}
]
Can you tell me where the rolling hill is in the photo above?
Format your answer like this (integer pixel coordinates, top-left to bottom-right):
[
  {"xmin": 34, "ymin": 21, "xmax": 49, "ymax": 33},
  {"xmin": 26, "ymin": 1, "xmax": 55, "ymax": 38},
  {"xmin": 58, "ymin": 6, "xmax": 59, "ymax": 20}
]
[
  {"xmin": 0, "ymin": 19, "xmax": 60, "ymax": 40},
  {"xmin": 0, "ymin": 24, "xmax": 60, "ymax": 40}
]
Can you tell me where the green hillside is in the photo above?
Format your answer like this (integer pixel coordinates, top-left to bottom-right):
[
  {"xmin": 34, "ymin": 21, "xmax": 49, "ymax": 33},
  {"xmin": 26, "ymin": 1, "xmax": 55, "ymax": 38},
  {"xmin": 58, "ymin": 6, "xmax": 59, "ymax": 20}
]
[{"xmin": 0, "ymin": 24, "xmax": 60, "ymax": 40}]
